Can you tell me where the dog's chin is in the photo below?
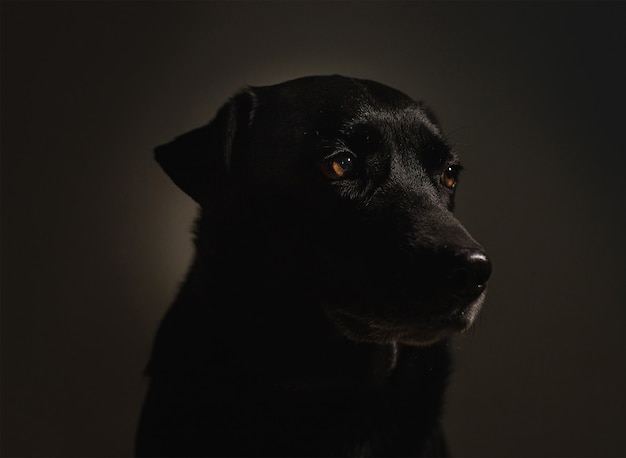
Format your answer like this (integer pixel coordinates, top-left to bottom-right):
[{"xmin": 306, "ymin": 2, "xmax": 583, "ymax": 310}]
[{"xmin": 326, "ymin": 292, "xmax": 486, "ymax": 347}]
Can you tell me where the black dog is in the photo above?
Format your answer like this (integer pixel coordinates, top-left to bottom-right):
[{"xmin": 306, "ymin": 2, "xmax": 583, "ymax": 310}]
[{"xmin": 136, "ymin": 75, "xmax": 491, "ymax": 457}]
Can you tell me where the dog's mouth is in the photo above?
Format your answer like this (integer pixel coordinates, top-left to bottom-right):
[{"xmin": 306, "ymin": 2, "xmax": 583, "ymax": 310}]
[
  {"xmin": 324, "ymin": 290, "xmax": 487, "ymax": 346},
  {"xmin": 314, "ymin": 241, "xmax": 491, "ymax": 346}
]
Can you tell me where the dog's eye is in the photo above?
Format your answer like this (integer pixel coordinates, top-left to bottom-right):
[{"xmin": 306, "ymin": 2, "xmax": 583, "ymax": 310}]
[
  {"xmin": 320, "ymin": 153, "xmax": 357, "ymax": 180},
  {"xmin": 441, "ymin": 165, "xmax": 460, "ymax": 189}
]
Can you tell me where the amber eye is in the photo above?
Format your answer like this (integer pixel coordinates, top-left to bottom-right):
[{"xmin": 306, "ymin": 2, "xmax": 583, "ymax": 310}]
[
  {"xmin": 441, "ymin": 165, "xmax": 460, "ymax": 189},
  {"xmin": 320, "ymin": 153, "xmax": 357, "ymax": 180}
]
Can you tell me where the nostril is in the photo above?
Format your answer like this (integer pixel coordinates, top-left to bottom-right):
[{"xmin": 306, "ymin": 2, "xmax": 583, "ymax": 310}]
[{"xmin": 444, "ymin": 251, "xmax": 492, "ymax": 298}]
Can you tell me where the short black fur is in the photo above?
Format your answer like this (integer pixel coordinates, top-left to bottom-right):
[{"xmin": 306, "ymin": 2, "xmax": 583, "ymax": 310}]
[{"xmin": 136, "ymin": 75, "xmax": 491, "ymax": 457}]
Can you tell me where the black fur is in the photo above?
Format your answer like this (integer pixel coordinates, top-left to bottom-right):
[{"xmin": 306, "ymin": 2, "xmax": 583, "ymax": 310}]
[{"xmin": 136, "ymin": 75, "xmax": 491, "ymax": 457}]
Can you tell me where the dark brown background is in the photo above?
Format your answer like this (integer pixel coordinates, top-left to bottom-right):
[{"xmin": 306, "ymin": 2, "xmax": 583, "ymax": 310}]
[{"xmin": 2, "ymin": 2, "xmax": 625, "ymax": 457}]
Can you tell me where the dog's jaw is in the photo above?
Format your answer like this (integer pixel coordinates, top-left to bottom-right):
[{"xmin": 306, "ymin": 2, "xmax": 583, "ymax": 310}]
[{"xmin": 324, "ymin": 288, "xmax": 487, "ymax": 347}]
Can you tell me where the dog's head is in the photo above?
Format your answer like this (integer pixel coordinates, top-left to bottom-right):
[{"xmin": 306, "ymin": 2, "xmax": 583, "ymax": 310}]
[{"xmin": 156, "ymin": 75, "xmax": 491, "ymax": 346}]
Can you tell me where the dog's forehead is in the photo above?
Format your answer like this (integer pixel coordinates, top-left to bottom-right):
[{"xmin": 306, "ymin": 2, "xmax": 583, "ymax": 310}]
[
  {"xmin": 248, "ymin": 75, "xmax": 440, "ymax": 145},
  {"xmin": 252, "ymin": 76, "xmax": 414, "ymax": 120}
]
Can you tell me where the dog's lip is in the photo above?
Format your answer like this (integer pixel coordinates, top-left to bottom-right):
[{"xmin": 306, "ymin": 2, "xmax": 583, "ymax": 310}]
[
  {"xmin": 327, "ymin": 309, "xmax": 462, "ymax": 346},
  {"xmin": 325, "ymin": 290, "xmax": 486, "ymax": 344}
]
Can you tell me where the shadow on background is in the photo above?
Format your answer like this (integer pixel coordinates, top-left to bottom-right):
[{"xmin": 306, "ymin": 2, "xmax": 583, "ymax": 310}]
[{"xmin": 2, "ymin": 2, "xmax": 625, "ymax": 457}]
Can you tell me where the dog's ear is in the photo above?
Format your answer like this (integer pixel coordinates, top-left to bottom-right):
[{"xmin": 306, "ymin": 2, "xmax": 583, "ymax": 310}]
[{"xmin": 154, "ymin": 90, "xmax": 255, "ymax": 207}]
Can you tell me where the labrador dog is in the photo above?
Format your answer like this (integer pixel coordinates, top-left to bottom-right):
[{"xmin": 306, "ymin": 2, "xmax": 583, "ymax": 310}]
[{"xmin": 136, "ymin": 75, "xmax": 491, "ymax": 457}]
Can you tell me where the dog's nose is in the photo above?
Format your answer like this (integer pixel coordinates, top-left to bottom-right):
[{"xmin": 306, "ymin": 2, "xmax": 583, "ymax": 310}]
[{"xmin": 444, "ymin": 250, "xmax": 492, "ymax": 299}]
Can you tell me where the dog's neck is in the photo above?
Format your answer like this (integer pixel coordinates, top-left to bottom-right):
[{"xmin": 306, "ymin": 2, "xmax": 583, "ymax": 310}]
[
  {"xmin": 169, "ymin": 245, "xmax": 405, "ymax": 391},
  {"xmin": 265, "ymin": 340, "xmax": 402, "ymax": 393}
]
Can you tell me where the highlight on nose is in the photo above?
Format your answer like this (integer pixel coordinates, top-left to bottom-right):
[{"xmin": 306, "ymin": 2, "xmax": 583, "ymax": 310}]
[{"xmin": 444, "ymin": 250, "xmax": 492, "ymax": 299}]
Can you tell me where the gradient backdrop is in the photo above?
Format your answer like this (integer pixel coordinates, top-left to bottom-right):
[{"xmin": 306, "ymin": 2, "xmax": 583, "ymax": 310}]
[{"xmin": 2, "ymin": 2, "xmax": 625, "ymax": 457}]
